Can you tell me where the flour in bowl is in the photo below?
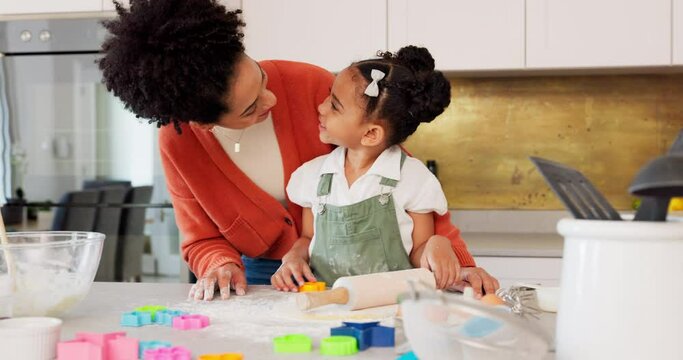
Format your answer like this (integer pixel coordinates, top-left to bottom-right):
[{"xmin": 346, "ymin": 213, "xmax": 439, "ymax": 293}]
[{"xmin": 11, "ymin": 265, "xmax": 90, "ymax": 317}]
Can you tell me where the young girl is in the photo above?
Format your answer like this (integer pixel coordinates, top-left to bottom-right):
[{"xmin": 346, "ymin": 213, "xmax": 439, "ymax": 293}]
[{"xmin": 271, "ymin": 46, "xmax": 460, "ymax": 290}]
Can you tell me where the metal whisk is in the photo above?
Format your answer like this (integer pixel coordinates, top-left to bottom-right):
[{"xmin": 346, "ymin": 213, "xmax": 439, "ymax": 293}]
[{"xmin": 496, "ymin": 285, "xmax": 543, "ymax": 319}]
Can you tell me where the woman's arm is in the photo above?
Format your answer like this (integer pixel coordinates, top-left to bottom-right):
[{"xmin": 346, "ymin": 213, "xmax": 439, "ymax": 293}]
[
  {"xmin": 161, "ymin": 145, "xmax": 243, "ymax": 275},
  {"xmin": 160, "ymin": 138, "xmax": 247, "ymax": 301},
  {"xmin": 433, "ymin": 212, "xmax": 475, "ymax": 267}
]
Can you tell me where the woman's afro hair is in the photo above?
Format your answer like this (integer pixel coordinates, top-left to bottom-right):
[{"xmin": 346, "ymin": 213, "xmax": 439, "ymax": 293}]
[{"xmin": 98, "ymin": 0, "xmax": 245, "ymax": 133}]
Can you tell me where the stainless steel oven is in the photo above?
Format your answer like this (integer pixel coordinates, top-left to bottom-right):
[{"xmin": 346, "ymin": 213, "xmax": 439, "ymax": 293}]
[
  {"xmin": 0, "ymin": 19, "xmax": 112, "ymax": 201},
  {"xmin": 1, "ymin": 18, "xmax": 126, "ymax": 203},
  {"xmin": 0, "ymin": 18, "xmax": 181, "ymax": 278}
]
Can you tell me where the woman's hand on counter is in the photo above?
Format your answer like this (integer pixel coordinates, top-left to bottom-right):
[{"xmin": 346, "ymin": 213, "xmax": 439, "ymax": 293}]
[
  {"xmin": 188, "ymin": 262, "xmax": 247, "ymax": 301},
  {"xmin": 449, "ymin": 267, "xmax": 500, "ymax": 298}
]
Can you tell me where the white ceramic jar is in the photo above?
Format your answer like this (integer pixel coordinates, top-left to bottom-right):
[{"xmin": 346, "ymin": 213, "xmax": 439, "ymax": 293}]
[
  {"xmin": 0, "ymin": 317, "xmax": 62, "ymax": 360},
  {"xmin": 556, "ymin": 217, "xmax": 683, "ymax": 360}
]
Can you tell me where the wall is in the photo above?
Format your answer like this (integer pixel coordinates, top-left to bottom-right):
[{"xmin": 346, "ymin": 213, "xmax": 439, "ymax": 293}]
[{"xmin": 404, "ymin": 74, "xmax": 683, "ymax": 210}]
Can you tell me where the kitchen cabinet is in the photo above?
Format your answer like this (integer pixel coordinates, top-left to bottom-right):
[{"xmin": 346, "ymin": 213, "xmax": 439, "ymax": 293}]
[
  {"xmin": 102, "ymin": 0, "xmax": 128, "ymax": 11},
  {"xmin": 675, "ymin": 0, "xmax": 683, "ymax": 64},
  {"xmin": 526, "ymin": 0, "xmax": 671, "ymax": 68},
  {"xmin": 474, "ymin": 256, "xmax": 562, "ymax": 287},
  {"xmin": 0, "ymin": 0, "xmax": 237, "ymax": 15},
  {"xmin": 219, "ymin": 0, "xmax": 241, "ymax": 11},
  {"xmin": 103, "ymin": 1, "xmax": 239, "ymax": 12},
  {"xmin": 241, "ymin": 0, "xmax": 386, "ymax": 72},
  {"xmin": 388, "ymin": 0, "xmax": 525, "ymax": 71},
  {"xmin": 0, "ymin": 1, "xmax": 101, "ymax": 15}
]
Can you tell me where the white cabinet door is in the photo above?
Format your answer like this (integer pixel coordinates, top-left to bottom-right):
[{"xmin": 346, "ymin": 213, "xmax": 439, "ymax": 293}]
[
  {"xmin": 103, "ymin": 1, "xmax": 239, "ymax": 12},
  {"xmin": 0, "ymin": 1, "xmax": 101, "ymax": 15},
  {"xmin": 675, "ymin": 0, "xmax": 683, "ymax": 64},
  {"xmin": 388, "ymin": 0, "xmax": 525, "ymax": 71},
  {"xmin": 474, "ymin": 257, "xmax": 562, "ymax": 288},
  {"xmin": 241, "ymin": 0, "xmax": 386, "ymax": 72},
  {"xmin": 99, "ymin": 0, "xmax": 242, "ymax": 55},
  {"xmin": 527, "ymin": 0, "xmax": 671, "ymax": 68},
  {"xmin": 219, "ymin": 0, "xmax": 241, "ymax": 11}
]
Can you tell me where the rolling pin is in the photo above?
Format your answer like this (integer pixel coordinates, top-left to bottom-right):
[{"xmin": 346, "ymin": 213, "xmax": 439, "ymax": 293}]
[{"xmin": 296, "ymin": 268, "xmax": 436, "ymax": 311}]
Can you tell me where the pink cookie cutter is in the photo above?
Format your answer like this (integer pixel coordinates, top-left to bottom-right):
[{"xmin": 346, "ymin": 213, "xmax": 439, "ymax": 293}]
[
  {"xmin": 172, "ymin": 314, "xmax": 210, "ymax": 330},
  {"xmin": 57, "ymin": 331, "xmax": 138, "ymax": 360},
  {"xmin": 143, "ymin": 346, "xmax": 191, "ymax": 360}
]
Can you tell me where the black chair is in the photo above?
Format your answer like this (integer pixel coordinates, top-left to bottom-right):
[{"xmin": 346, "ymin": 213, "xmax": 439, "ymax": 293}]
[
  {"xmin": 50, "ymin": 190, "xmax": 100, "ymax": 231},
  {"xmin": 93, "ymin": 187, "xmax": 128, "ymax": 282},
  {"xmin": 116, "ymin": 186, "xmax": 153, "ymax": 282},
  {"xmin": 83, "ymin": 179, "xmax": 132, "ymax": 190}
]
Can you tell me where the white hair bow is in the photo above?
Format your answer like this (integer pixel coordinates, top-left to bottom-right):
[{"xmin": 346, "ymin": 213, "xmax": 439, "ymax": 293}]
[{"xmin": 364, "ymin": 69, "xmax": 385, "ymax": 97}]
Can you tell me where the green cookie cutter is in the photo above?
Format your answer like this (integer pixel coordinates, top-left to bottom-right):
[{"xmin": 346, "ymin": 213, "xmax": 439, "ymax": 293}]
[
  {"xmin": 273, "ymin": 334, "xmax": 312, "ymax": 353},
  {"xmin": 135, "ymin": 305, "xmax": 167, "ymax": 322},
  {"xmin": 320, "ymin": 335, "xmax": 358, "ymax": 356}
]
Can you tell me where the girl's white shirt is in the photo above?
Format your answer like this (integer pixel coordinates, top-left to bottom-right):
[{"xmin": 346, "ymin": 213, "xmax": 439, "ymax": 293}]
[{"xmin": 287, "ymin": 145, "xmax": 448, "ymax": 254}]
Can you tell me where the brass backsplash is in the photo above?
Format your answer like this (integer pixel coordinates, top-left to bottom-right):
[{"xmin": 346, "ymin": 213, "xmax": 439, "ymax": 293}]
[{"xmin": 404, "ymin": 74, "xmax": 683, "ymax": 210}]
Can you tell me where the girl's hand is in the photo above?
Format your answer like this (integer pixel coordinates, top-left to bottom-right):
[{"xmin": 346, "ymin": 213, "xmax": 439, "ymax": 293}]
[
  {"xmin": 188, "ymin": 262, "xmax": 247, "ymax": 301},
  {"xmin": 419, "ymin": 235, "xmax": 461, "ymax": 289},
  {"xmin": 271, "ymin": 252, "xmax": 316, "ymax": 292}
]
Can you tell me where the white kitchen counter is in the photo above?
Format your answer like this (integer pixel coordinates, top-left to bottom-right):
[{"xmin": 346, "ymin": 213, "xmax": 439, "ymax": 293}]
[
  {"xmin": 463, "ymin": 232, "xmax": 564, "ymax": 258},
  {"xmin": 60, "ymin": 282, "xmax": 557, "ymax": 359},
  {"xmin": 451, "ymin": 210, "xmax": 566, "ymax": 258}
]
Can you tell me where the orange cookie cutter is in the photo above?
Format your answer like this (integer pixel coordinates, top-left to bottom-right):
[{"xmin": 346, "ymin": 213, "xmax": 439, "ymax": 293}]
[{"xmin": 298, "ymin": 281, "xmax": 326, "ymax": 292}]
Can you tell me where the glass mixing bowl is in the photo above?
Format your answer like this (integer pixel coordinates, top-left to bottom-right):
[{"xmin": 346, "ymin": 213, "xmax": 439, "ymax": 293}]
[
  {"xmin": 399, "ymin": 288, "xmax": 551, "ymax": 360},
  {"xmin": 0, "ymin": 232, "xmax": 104, "ymax": 317}
]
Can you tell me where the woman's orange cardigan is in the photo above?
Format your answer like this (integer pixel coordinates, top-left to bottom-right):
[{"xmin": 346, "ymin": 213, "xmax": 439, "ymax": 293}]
[{"xmin": 160, "ymin": 60, "xmax": 476, "ymax": 278}]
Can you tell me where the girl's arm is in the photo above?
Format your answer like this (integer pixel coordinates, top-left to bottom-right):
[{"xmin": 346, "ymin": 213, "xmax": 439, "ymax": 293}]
[
  {"xmin": 407, "ymin": 212, "xmax": 434, "ymax": 266},
  {"xmin": 408, "ymin": 211, "xmax": 460, "ymax": 289},
  {"xmin": 397, "ymin": 144, "xmax": 474, "ymax": 266},
  {"xmin": 433, "ymin": 213, "xmax": 499, "ymax": 296},
  {"xmin": 286, "ymin": 207, "xmax": 314, "ymax": 262},
  {"xmin": 271, "ymin": 207, "xmax": 316, "ymax": 291}
]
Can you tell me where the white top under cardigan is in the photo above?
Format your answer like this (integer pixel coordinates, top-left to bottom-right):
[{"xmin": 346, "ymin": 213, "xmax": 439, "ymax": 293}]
[
  {"xmin": 287, "ymin": 145, "xmax": 448, "ymax": 254},
  {"xmin": 212, "ymin": 115, "xmax": 287, "ymax": 204}
]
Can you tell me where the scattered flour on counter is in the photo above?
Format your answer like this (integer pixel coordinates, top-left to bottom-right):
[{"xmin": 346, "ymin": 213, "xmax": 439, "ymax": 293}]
[{"xmin": 170, "ymin": 288, "xmax": 397, "ymax": 344}]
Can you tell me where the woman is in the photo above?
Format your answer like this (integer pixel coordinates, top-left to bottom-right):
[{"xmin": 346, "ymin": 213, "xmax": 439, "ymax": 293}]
[{"xmin": 99, "ymin": 0, "xmax": 498, "ymax": 300}]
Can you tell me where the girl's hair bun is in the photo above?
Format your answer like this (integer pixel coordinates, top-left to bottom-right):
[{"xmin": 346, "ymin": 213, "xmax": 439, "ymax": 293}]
[
  {"xmin": 395, "ymin": 45, "xmax": 435, "ymax": 74},
  {"xmin": 407, "ymin": 71, "xmax": 451, "ymax": 124}
]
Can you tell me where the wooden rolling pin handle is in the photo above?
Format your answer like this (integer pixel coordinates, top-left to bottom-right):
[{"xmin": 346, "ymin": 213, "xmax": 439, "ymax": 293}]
[{"xmin": 296, "ymin": 287, "xmax": 350, "ymax": 311}]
